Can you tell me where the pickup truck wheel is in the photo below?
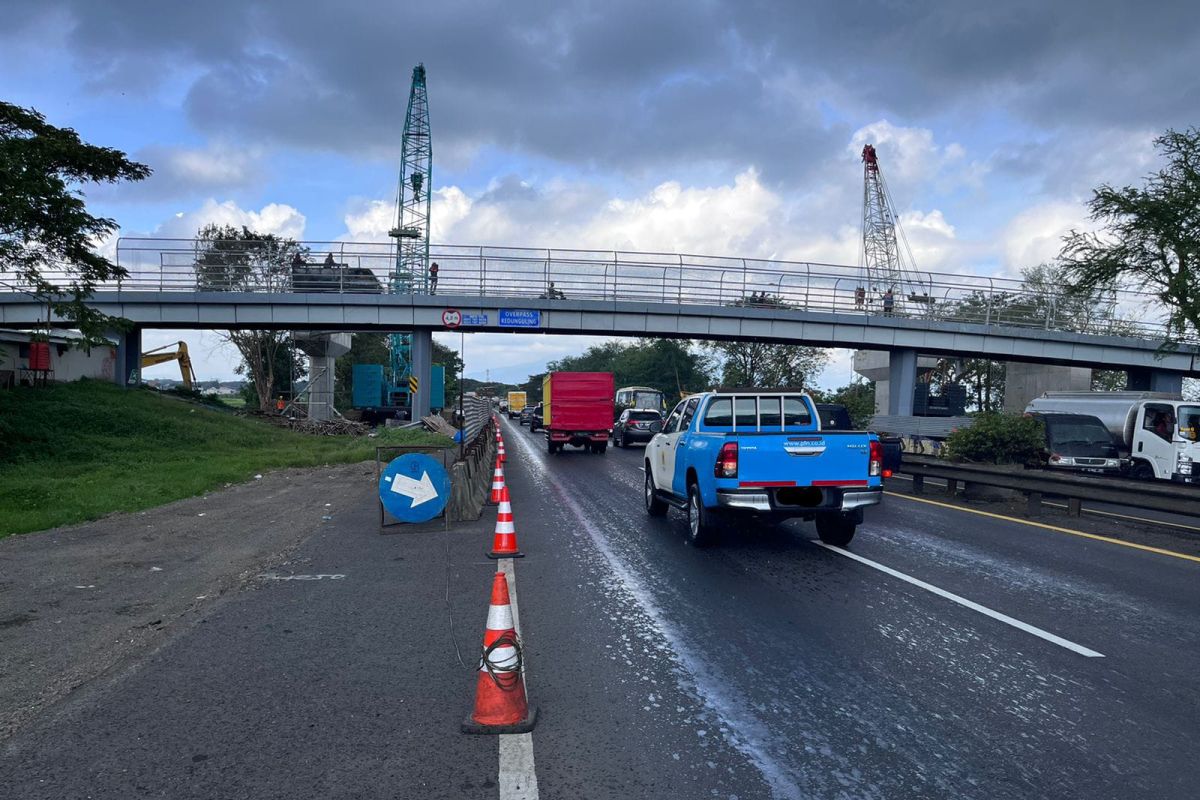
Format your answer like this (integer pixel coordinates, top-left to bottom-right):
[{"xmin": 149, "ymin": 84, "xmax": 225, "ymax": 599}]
[
  {"xmin": 815, "ymin": 513, "xmax": 856, "ymax": 547},
  {"xmin": 644, "ymin": 468, "xmax": 668, "ymax": 516},
  {"xmin": 686, "ymin": 481, "xmax": 716, "ymax": 546}
]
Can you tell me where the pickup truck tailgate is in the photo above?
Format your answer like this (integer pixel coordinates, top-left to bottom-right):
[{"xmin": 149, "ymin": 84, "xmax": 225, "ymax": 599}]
[{"xmin": 735, "ymin": 433, "xmax": 871, "ymax": 487}]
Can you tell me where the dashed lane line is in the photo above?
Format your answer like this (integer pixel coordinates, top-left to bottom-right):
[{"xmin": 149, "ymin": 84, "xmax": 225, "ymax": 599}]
[
  {"xmin": 884, "ymin": 490, "xmax": 1200, "ymax": 566},
  {"xmin": 813, "ymin": 541, "xmax": 1106, "ymax": 658}
]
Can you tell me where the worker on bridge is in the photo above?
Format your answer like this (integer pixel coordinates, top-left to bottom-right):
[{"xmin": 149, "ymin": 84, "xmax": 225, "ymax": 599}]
[{"xmin": 429, "ymin": 261, "xmax": 439, "ymax": 295}]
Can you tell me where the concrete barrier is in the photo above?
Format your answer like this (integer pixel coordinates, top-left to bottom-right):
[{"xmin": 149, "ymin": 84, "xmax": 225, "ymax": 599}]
[{"xmin": 447, "ymin": 416, "xmax": 497, "ymax": 522}]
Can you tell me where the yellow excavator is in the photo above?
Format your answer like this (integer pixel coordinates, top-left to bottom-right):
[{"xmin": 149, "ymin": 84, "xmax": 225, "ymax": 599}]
[{"xmin": 141, "ymin": 341, "xmax": 198, "ymax": 390}]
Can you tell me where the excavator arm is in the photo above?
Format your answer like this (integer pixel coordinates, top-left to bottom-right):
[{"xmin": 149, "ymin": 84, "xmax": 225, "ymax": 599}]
[{"xmin": 140, "ymin": 342, "xmax": 198, "ymax": 390}]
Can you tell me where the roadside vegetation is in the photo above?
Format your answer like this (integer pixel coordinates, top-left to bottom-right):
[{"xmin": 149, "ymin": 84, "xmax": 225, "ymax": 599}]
[
  {"xmin": 0, "ymin": 380, "xmax": 450, "ymax": 537},
  {"xmin": 943, "ymin": 413, "xmax": 1045, "ymax": 465}
]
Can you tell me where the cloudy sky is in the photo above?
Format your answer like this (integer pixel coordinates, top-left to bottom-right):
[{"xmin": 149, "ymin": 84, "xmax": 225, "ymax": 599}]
[{"xmin": 4, "ymin": 0, "xmax": 1196, "ymax": 386}]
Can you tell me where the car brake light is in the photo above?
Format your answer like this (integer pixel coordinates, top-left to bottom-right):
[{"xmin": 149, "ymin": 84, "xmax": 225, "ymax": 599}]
[
  {"xmin": 715, "ymin": 441, "xmax": 738, "ymax": 478},
  {"xmin": 869, "ymin": 440, "xmax": 883, "ymax": 477},
  {"xmin": 882, "ymin": 468, "xmax": 893, "ymax": 479}
]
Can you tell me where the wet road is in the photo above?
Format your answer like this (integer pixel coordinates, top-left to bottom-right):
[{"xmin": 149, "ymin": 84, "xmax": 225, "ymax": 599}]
[
  {"xmin": 2, "ymin": 416, "xmax": 1198, "ymax": 799},
  {"xmin": 502, "ymin": 417, "xmax": 1199, "ymax": 799}
]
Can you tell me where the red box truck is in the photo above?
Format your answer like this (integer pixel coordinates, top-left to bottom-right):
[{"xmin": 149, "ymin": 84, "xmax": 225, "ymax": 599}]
[{"xmin": 542, "ymin": 372, "xmax": 614, "ymax": 454}]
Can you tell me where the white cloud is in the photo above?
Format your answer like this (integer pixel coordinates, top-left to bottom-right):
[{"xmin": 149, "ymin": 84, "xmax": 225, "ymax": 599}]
[
  {"xmin": 150, "ymin": 199, "xmax": 307, "ymax": 240},
  {"xmin": 999, "ymin": 200, "xmax": 1089, "ymax": 275}
]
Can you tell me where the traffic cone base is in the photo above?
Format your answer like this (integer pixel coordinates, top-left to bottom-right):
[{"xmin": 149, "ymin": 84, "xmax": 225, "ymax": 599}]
[{"xmin": 463, "ymin": 572, "xmax": 536, "ymax": 735}]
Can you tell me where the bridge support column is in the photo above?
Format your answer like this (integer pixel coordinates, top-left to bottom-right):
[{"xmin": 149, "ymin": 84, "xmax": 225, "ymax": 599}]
[
  {"xmin": 1127, "ymin": 367, "xmax": 1183, "ymax": 395},
  {"xmin": 887, "ymin": 349, "xmax": 917, "ymax": 416},
  {"xmin": 112, "ymin": 327, "xmax": 141, "ymax": 387},
  {"xmin": 294, "ymin": 333, "xmax": 351, "ymax": 421},
  {"xmin": 410, "ymin": 329, "xmax": 433, "ymax": 422}
]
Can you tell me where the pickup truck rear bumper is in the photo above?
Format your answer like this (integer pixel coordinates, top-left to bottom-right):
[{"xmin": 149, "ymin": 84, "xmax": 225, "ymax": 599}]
[{"xmin": 716, "ymin": 487, "xmax": 882, "ymax": 513}]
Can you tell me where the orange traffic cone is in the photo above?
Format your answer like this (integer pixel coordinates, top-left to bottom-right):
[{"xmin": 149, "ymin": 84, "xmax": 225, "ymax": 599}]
[
  {"xmin": 488, "ymin": 459, "xmax": 506, "ymax": 505},
  {"xmin": 462, "ymin": 572, "xmax": 536, "ymax": 734},
  {"xmin": 497, "ymin": 440, "xmax": 507, "ymax": 464},
  {"xmin": 487, "ymin": 486, "xmax": 523, "ymax": 559}
]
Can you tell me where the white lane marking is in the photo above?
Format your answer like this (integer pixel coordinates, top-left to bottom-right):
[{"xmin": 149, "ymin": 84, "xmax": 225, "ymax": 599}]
[
  {"xmin": 813, "ymin": 542, "xmax": 1105, "ymax": 658},
  {"xmin": 258, "ymin": 573, "xmax": 346, "ymax": 581},
  {"xmin": 498, "ymin": 557, "xmax": 539, "ymax": 800}
]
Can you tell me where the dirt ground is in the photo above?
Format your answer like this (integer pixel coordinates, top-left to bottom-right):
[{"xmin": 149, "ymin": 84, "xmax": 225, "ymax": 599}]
[{"xmin": 0, "ymin": 461, "xmax": 377, "ymax": 742}]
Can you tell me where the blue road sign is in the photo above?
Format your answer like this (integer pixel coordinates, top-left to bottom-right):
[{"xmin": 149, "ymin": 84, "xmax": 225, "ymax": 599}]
[
  {"xmin": 378, "ymin": 453, "xmax": 451, "ymax": 523},
  {"xmin": 462, "ymin": 313, "xmax": 489, "ymax": 326},
  {"xmin": 499, "ymin": 308, "xmax": 541, "ymax": 328}
]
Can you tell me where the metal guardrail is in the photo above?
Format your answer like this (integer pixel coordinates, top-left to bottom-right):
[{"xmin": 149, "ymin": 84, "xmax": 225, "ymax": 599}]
[
  {"xmin": 899, "ymin": 454, "xmax": 1199, "ymax": 518},
  {"xmin": 1, "ymin": 238, "xmax": 1179, "ymax": 344}
]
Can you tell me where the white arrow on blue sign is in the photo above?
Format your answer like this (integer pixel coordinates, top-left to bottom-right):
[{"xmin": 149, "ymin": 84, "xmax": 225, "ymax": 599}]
[{"xmin": 378, "ymin": 453, "xmax": 451, "ymax": 522}]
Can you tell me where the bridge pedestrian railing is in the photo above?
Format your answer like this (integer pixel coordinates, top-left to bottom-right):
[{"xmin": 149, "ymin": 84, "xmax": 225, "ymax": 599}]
[{"xmin": 1, "ymin": 238, "xmax": 1183, "ymax": 344}]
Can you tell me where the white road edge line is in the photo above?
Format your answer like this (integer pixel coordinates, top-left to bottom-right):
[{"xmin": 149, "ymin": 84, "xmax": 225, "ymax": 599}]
[
  {"xmin": 813, "ymin": 541, "xmax": 1105, "ymax": 658},
  {"xmin": 497, "ymin": 556, "xmax": 540, "ymax": 799}
]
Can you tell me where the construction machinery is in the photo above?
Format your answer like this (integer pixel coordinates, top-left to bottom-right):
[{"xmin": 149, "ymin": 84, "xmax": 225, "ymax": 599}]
[
  {"xmin": 141, "ymin": 341, "xmax": 197, "ymax": 389},
  {"xmin": 859, "ymin": 143, "xmax": 927, "ymax": 314}
]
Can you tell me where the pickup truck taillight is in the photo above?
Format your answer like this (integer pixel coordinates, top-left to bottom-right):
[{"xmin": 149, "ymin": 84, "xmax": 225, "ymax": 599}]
[
  {"xmin": 715, "ymin": 441, "xmax": 738, "ymax": 478},
  {"xmin": 869, "ymin": 440, "xmax": 883, "ymax": 477}
]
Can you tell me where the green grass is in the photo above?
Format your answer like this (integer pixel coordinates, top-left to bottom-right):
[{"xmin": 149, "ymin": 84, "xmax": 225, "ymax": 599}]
[{"xmin": 0, "ymin": 380, "xmax": 452, "ymax": 538}]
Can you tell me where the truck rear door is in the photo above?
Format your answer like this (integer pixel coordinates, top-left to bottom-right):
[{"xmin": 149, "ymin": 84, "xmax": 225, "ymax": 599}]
[{"xmin": 721, "ymin": 395, "xmax": 870, "ymax": 487}]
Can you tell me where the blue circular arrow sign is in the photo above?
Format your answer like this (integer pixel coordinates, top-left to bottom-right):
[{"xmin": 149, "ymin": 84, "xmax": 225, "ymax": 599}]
[{"xmin": 378, "ymin": 453, "xmax": 451, "ymax": 523}]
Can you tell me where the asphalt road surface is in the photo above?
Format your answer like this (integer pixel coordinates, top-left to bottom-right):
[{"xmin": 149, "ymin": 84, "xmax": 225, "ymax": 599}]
[{"xmin": 2, "ymin": 417, "xmax": 1198, "ymax": 799}]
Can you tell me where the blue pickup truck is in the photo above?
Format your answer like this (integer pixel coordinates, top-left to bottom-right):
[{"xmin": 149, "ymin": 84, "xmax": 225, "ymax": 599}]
[{"xmin": 643, "ymin": 390, "xmax": 883, "ymax": 546}]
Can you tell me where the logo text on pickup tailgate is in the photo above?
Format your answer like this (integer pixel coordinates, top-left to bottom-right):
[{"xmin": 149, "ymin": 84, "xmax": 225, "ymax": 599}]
[{"xmin": 783, "ymin": 437, "xmax": 826, "ymax": 456}]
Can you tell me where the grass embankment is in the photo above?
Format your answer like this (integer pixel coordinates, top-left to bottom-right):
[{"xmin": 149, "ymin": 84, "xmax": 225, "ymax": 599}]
[{"xmin": 0, "ymin": 380, "xmax": 451, "ymax": 537}]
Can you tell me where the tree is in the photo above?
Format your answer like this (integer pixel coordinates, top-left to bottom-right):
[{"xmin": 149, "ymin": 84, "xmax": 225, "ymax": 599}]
[
  {"xmin": 545, "ymin": 339, "xmax": 713, "ymax": 398},
  {"xmin": 707, "ymin": 292, "xmax": 829, "ymax": 389},
  {"xmin": 1060, "ymin": 128, "xmax": 1200, "ymax": 345},
  {"xmin": 193, "ymin": 224, "xmax": 306, "ymax": 411},
  {"xmin": 0, "ymin": 102, "xmax": 151, "ymax": 343}
]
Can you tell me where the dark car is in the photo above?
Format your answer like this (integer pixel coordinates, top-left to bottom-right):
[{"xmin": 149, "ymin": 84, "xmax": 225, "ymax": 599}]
[
  {"xmin": 528, "ymin": 403, "xmax": 544, "ymax": 432},
  {"xmin": 613, "ymin": 409, "xmax": 663, "ymax": 448},
  {"xmin": 1026, "ymin": 412, "xmax": 1121, "ymax": 475},
  {"xmin": 519, "ymin": 406, "xmax": 534, "ymax": 426}
]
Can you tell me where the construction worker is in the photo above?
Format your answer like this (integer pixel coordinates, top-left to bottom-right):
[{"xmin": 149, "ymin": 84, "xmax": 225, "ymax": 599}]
[
  {"xmin": 882, "ymin": 288, "xmax": 895, "ymax": 316},
  {"xmin": 854, "ymin": 286, "xmax": 866, "ymax": 309},
  {"xmin": 429, "ymin": 261, "xmax": 439, "ymax": 295},
  {"xmin": 275, "ymin": 395, "xmax": 285, "ymax": 414}
]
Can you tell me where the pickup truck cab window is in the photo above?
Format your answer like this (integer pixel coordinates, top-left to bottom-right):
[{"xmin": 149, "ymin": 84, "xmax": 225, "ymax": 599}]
[
  {"xmin": 734, "ymin": 397, "xmax": 757, "ymax": 428},
  {"xmin": 680, "ymin": 397, "xmax": 700, "ymax": 430},
  {"xmin": 704, "ymin": 398, "xmax": 732, "ymax": 426},
  {"xmin": 759, "ymin": 396, "xmax": 782, "ymax": 428},
  {"xmin": 784, "ymin": 396, "xmax": 812, "ymax": 426},
  {"xmin": 663, "ymin": 401, "xmax": 686, "ymax": 434}
]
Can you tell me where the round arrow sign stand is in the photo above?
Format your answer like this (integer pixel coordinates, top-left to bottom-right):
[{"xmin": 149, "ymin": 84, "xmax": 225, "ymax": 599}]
[{"xmin": 378, "ymin": 453, "xmax": 452, "ymax": 523}]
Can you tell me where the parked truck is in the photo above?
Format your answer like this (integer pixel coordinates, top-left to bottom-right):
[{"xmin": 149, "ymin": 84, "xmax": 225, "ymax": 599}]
[
  {"xmin": 644, "ymin": 389, "xmax": 883, "ymax": 546},
  {"xmin": 1025, "ymin": 391, "xmax": 1200, "ymax": 483},
  {"xmin": 506, "ymin": 391, "xmax": 527, "ymax": 419},
  {"xmin": 542, "ymin": 372, "xmax": 614, "ymax": 454}
]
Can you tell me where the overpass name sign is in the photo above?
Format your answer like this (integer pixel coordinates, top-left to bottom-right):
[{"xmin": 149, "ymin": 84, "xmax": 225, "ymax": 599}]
[{"xmin": 499, "ymin": 309, "xmax": 541, "ymax": 328}]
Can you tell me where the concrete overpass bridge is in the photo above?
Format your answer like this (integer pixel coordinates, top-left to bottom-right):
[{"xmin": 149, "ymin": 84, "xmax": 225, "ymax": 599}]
[{"xmin": 1, "ymin": 239, "xmax": 1195, "ymax": 417}]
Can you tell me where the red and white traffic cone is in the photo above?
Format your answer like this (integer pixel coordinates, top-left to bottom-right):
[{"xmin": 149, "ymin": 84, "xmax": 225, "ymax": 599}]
[
  {"xmin": 488, "ymin": 458, "xmax": 506, "ymax": 505},
  {"xmin": 487, "ymin": 486, "xmax": 523, "ymax": 559},
  {"xmin": 497, "ymin": 440, "xmax": 507, "ymax": 464},
  {"xmin": 462, "ymin": 572, "xmax": 536, "ymax": 734}
]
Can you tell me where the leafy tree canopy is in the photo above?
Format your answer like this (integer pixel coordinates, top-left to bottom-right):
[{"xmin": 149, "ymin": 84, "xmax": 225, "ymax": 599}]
[
  {"xmin": 1060, "ymin": 127, "xmax": 1200, "ymax": 344},
  {"xmin": 0, "ymin": 101, "xmax": 151, "ymax": 342}
]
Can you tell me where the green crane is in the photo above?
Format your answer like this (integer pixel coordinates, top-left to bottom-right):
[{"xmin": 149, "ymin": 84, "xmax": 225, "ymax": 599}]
[{"xmin": 387, "ymin": 63, "xmax": 433, "ymax": 398}]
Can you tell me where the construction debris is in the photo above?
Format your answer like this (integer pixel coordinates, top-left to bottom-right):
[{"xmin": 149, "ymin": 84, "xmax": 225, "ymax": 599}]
[
  {"xmin": 421, "ymin": 414, "xmax": 460, "ymax": 439},
  {"xmin": 268, "ymin": 417, "xmax": 372, "ymax": 436}
]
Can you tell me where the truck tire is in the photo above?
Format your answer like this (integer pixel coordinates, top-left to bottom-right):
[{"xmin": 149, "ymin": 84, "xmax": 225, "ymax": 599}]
[
  {"xmin": 1129, "ymin": 461, "xmax": 1155, "ymax": 481},
  {"xmin": 686, "ymin": 480, "xmax": 716, "ymax": 546},
  {"xmin": 614, "ymin": 432, "xmax": 624, "ymax": 448},
  {"xmin": 547, "ymin": 439, "xmax": 559, "ymax": 455},
  {"xmin": 815, "ymin": 513, "xmax": 856, "ymax": 547},
  {"xmin": 644, "ymin": 467, "xmax": 668, "ymax": 516}
]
